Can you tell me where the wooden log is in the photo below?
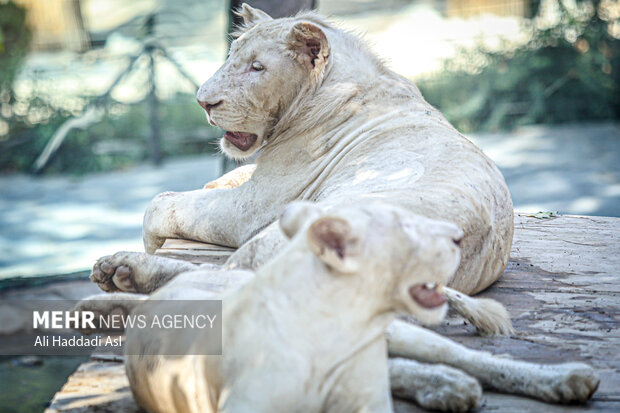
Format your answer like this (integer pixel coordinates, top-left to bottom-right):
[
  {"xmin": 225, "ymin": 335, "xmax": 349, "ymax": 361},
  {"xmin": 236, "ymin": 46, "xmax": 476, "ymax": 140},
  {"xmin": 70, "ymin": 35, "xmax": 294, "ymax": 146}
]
[
  {"xmin": 155, "ymin": 239, "xmax": 235, "ymax": 265},
  {"xmin": 45, "ymin": 361, "xmax": 140, "ymax": 413}
]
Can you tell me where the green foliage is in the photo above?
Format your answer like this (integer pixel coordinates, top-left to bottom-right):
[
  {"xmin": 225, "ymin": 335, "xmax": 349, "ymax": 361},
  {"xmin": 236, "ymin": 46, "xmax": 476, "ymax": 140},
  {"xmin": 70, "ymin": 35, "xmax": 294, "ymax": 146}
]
[
  {"xmin": 0, "ymin": 1, "xmax": 219, "ymax": 176},
  {"xmin": 0, "ymin": 94, "xmax": 221, "ymax": 175},
  {"xmin": 0, "ymin": 1, "xmax": 31, "ymax": 92},
  {"xmin": 417, "ymin": 1, "xmax": 620, "ymax": 132}
]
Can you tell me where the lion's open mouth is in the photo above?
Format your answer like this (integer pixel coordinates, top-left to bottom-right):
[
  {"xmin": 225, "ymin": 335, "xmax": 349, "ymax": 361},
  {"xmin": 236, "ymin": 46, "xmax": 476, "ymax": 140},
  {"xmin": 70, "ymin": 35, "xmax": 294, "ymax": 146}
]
[
  {"xmin": 409, "ymin": 283, "xmax": 446, "ymax": 308},
  {"xmin": 224, "ymin": 131, "xmax": 258, "ymax": 151}
]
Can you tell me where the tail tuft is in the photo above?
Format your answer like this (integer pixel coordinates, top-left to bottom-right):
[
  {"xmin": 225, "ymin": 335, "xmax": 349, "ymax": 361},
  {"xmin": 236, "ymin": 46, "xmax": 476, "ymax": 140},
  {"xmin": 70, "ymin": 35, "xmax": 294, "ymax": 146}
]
[{"xmin": 443, "ymin": 287, "xmax": 514, "ymax": 336}]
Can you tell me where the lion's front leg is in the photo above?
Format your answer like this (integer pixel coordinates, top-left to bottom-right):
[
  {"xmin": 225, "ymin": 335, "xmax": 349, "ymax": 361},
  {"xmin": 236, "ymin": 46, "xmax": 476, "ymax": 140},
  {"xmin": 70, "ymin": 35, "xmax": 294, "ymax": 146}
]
[
  {"xmin": 143, "ymin": 182, "xmax": 274, "ymax": 253},
  {"xmin": 386, "ymin": 320, "xmax": 599, "ymax": 404},
  {"xmin": 142, "ymin": 190, "xmax": 207, "ymax": 253}
]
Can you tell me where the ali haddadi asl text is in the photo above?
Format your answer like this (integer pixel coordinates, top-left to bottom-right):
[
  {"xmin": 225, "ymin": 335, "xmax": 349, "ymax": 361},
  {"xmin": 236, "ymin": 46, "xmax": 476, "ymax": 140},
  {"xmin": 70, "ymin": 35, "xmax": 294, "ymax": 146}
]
[{"xmin": 34, "ymin": 335, "xmax": 121, "ymax": 347}]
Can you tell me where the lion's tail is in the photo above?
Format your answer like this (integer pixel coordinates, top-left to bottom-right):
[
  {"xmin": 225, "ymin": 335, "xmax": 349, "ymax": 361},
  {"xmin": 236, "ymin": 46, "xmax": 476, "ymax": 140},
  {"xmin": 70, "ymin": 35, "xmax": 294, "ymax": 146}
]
[{"xmin": 443, "ymin": 286, "xmax": 514, "ymax": 336}]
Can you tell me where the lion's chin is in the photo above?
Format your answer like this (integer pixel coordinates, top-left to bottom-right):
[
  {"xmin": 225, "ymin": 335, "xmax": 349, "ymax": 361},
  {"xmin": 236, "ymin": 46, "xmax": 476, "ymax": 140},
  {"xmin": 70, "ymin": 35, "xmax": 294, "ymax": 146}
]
[{"xmin": 408, "ymin": 302, "xmax": 448, "ymax": 326}]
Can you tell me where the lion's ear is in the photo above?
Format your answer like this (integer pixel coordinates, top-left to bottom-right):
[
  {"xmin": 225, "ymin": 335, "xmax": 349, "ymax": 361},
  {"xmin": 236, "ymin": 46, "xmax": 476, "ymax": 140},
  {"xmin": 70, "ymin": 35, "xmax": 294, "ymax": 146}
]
[
  {"xmin": 236, "ymin": 3, "xmax": 273, "ymax": 26},
  {"xmin": 288, "ymin": 22, "xmax": 330, "ymax": 73},
  {"xmin": 307, "ymin": 216, "xmax": 359, "ymax": 274}
]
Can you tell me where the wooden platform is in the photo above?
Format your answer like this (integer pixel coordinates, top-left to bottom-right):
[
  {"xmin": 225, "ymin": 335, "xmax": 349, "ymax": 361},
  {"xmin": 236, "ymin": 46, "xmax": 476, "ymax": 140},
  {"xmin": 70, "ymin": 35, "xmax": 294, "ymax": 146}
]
[{"xmin": 46, "ymin": 213, "xmax": 620, "ymax": 412}]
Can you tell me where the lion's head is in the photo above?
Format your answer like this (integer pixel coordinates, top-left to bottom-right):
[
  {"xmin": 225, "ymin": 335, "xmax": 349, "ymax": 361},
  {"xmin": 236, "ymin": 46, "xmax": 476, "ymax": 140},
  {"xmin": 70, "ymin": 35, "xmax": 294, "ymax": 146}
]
[
  {"xmin": 280, "ymin": 201, "xmax": 463, "ymax": 325},
  {"xmin": 196, "ymin": 4, "xmax": 331, "ymax": 160}
]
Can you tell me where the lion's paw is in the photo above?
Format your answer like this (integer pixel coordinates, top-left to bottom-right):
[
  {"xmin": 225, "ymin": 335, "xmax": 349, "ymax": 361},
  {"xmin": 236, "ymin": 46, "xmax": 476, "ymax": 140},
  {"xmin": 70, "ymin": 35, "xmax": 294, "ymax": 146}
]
[
  {"xmin": 390, "ymin": 358, "xmax": 481, "ymax": 412},
  {"xmin": 533, "ymin": 362, "xmax": 599, "ymax": 404},
  {"xmin": 90, "ymin": 252, "xmax": 147, "ymax": 293},
  {"xmin": 416, "ymin": 366, "xmax": 481, "ymax": 412}
]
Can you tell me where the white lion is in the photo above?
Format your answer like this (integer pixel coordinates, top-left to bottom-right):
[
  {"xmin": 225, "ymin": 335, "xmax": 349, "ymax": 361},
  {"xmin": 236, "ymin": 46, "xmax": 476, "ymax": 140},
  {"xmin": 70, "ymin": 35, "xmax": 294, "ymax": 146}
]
[
  {"xmin": 80, "ymin": 4, "xmax": 598, "ymax": 410},
  {"xmin": 94, "ymin": 3, "xmax": 512, "ymax": 304},
  {"xmin": 77, "ymin": 202, "xmax": 598, "ymax": 412}
]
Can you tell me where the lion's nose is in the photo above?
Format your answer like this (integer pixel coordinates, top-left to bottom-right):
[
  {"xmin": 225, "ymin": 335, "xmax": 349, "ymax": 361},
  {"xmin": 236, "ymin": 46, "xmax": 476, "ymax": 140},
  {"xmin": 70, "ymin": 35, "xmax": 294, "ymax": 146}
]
[{"xmin": 197, "ymin": 99, "xmax": 223, "ymax": 114}]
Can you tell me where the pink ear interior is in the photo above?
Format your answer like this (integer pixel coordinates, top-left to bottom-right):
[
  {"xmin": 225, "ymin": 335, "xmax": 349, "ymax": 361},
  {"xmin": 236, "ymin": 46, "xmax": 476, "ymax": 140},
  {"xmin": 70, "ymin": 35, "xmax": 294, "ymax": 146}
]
[
  {"xmin": 290, "ymin": 22, "xmax": 329, "ymax": 71},
  {"xmin": 305, "ymin": 39, "xmax": 321, "ymax": 67},
  {"xmin": 320, "ymin": 229, "xmax": 345, "ymax": 258},
  {"xmin": 310, "ymin": 218, "xmax": 350, "ymax": 259}
]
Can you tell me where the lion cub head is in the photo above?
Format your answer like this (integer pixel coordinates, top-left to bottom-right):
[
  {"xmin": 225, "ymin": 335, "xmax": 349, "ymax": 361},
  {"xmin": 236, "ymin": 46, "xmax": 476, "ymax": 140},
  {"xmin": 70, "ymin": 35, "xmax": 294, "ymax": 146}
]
[
  {"xmin": 280, "ymin": 202, "xmax": 463, "ymax": 325},
  {"xmin": 196, "ymin": 4, "xmax": 330, "ymax": 160}
]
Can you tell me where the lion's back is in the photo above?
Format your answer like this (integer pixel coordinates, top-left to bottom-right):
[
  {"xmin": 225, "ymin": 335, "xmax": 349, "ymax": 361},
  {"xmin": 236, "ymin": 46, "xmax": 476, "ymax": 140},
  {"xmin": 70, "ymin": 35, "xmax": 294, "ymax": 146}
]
[{"xmin": 314, "ymin": 113, "xmax": 513, "ymax": 294}]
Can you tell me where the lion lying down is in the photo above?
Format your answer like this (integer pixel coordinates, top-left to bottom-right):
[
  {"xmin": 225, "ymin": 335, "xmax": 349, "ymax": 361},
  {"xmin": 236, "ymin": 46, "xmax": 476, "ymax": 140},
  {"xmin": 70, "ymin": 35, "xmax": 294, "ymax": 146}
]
[
  {"xmin": 77, "ymin": 203, "xmax": 598, "ymax": 412},
  {"xmin": 89, "ymin": 3, "xmax": 519, "ymax": 336},
  {"xmin": 105, "ymin": 3, "xmax": 516, "ymax": 298},
  {"xmin": 79, "ymin": 5, "xmax": 600, "ymax": 410},
  {"xmin": 90, "ymin": 4, "xmax": 517, "ymax": 331}
]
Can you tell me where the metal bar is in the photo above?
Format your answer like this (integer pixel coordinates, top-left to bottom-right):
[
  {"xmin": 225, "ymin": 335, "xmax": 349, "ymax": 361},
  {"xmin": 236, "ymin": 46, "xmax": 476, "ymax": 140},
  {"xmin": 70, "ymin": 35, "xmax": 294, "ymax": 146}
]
[
  {"xmin": 154, "ymin": 45, "xmax": 200, "ymax": 89},
  {"xmin": 147, "ymin": 46, "xmax": 162, "ymax": 165}
]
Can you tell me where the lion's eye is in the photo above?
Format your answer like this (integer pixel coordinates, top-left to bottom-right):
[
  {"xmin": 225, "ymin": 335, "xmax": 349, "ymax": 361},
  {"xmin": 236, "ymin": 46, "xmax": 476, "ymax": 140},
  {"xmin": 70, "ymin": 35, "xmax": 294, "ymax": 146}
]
[{"xmin": 251, "ymin": 61, "xmax": 264, "ymax": 71}]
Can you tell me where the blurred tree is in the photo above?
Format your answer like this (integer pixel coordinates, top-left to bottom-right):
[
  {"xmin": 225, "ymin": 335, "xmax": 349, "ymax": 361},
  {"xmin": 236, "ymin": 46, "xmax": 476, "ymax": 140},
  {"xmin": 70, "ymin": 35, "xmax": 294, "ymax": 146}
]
[
  {"xmin": 0, "ymin": 1, "xmax": 31, "ymax": 118},
  {"xmin": 418, "ymin": 0, "xmax": 620, "ymax": 132},
  {"xmin": 0, "ymin": 2, "xmax": 223, "ymax": 175}
]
